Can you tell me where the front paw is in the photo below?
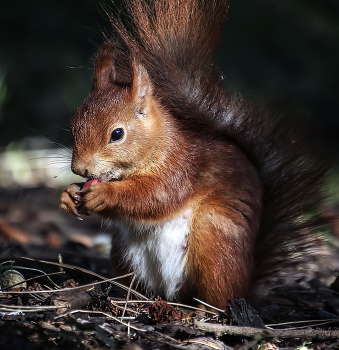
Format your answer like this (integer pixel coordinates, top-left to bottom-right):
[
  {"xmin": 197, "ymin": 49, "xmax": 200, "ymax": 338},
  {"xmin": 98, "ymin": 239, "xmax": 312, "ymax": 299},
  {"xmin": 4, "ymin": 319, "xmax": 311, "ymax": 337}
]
[
  {"xmin": 59, "ymin": 183, "xmax": 85, "ymax": 219},
  {"xmin": 78, "ymin": 182, "xmax": 112, "ymax": 214}
]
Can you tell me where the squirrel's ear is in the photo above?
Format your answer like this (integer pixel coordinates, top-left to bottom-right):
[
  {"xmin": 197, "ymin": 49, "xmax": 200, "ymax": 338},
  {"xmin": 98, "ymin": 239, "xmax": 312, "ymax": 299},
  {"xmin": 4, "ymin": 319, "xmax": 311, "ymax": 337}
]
[
  {"xmin": 93, "ymin": 43, "xmax": 132, "ymax": 90},
  {"xmin": 131, "ymin": 63, "xmax": 152, "ymax": 118},
  {"xmin": 111, "ymin": 51, "xmax": 132, "ymax": 86}
]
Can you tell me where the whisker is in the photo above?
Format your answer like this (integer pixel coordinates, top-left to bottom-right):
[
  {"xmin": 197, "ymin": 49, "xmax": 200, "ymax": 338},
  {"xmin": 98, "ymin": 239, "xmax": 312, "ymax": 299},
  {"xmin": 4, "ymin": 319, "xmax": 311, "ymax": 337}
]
[
  {"xmin": 65, "ymin": 66, "xmax": 87, "ymax": 69},
  {"xmin": 44, "ymin": 134, "xmax": 72, "ymax": 154},
  {"xmin": 30, "ymin": 154, "xmax": 71, "ymax": 160},
  {"xmin": 24, "ymin": 125, "xmax": 72, "ymax": 154},
  {"xmin": 53, "ymin": 166, "xmax": 72, "ymax": 179},
  {"xmin": 29, "ymin": 152, "xmax": 72, "ymax": 167},
  {"xmin": 41, "ymin": 161, "xmax": 71, "ymax": 168},
  {"xmin": 56, "ymin": 126, "xmax": 71, "ymax": 132}
]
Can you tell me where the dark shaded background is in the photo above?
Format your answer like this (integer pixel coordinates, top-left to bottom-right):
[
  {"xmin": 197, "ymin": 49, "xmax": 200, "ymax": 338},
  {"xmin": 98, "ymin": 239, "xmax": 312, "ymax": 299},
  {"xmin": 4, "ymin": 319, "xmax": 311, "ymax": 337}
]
[{"xmin": 0, "ymin": 0, "xmax": 338, "ymax": 151}]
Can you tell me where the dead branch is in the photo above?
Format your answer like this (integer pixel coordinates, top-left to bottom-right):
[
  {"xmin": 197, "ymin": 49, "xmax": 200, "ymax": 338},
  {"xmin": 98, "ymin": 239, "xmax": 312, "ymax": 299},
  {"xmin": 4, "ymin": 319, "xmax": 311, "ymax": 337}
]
[{"xmin": 194, "ymin": 320, "xmax": 339, "ymax": 340}]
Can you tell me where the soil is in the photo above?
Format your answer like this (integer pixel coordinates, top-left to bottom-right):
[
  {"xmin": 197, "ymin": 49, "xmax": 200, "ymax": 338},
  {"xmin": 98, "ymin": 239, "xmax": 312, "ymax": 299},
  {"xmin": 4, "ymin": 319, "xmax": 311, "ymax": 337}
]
[{"xmin": 1, "ymin": 186, "xmax": 339, "ymax": 350}]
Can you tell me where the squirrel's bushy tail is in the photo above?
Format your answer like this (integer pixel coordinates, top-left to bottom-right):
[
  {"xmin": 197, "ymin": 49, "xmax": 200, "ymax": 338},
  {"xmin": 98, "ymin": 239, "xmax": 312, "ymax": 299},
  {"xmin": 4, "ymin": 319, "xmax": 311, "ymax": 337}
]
[
  {"xmin": 224, "ymin": 104, "xmax": 330, "ymax": 293},
  {"xmin": 109, "ymin": 0, "xmax": 331, "ymax": 295}
]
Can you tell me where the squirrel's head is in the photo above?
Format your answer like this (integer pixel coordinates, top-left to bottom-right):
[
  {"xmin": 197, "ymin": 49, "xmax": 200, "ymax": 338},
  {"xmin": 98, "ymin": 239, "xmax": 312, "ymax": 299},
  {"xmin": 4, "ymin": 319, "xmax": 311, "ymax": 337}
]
[{"xmin": 70, "ymin": 43, "xmax": 168, "ymax": 181}]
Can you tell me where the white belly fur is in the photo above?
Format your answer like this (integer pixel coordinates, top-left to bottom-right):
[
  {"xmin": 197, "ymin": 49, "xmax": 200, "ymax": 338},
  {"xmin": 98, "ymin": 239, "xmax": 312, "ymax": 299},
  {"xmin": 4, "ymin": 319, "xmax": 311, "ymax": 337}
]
[{"xmin": 113, "ymin": 208, "xmax": 192, "ymax": 300}]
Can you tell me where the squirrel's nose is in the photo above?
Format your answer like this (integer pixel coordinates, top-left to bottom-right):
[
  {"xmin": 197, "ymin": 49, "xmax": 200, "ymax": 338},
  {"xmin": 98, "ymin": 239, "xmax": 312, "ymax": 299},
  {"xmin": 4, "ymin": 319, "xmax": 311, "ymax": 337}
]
[{"xmin": 71, "ymin": 160, "xmax": 89, "ymax": 178}]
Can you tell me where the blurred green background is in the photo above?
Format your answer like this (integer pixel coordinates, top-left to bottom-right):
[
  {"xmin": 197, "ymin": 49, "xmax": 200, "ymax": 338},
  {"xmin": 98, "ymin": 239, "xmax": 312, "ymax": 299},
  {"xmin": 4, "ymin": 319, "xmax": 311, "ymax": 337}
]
[{"xmin": 0, "ymin": 0, "xmax": 338, "ymax": 151}]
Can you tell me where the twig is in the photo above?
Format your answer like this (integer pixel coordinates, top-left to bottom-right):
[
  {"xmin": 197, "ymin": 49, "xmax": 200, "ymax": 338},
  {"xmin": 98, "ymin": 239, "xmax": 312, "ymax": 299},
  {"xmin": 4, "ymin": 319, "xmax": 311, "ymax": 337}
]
[
  {"xmin": 110, "ymin": 300, "xmax": 218, "ymax": 315},
  {"xmin": 54, "ymin": 309, "xmax": 144, "ymax": 332},
  {"xmin": 0, "ymin": 305, "xmax": 62, "ymax": 313},
  {"xmin": 266, "ymin": 319, "xmax": 339, "ymax": 327},
  {"xmin": 58, "ymin": 254, "xmax": 64, "ymax": 272},
  {"xmin": 0, "ymin": 275, "xmax": 136, "ymax": 295},
  {"xmin": 193, "ymin": 297, "xmax": 224, "ymax": 313},
  {"xmin": 21, "ymin": 257, "xmax": 148, "ymax": 299},
  {"xmin": 0, "ymin": 303, "xmax": 60, "ymax": 310},
  {"xmin": 110, "ymin": 300, "xmax": 139, "ymax": 314},
  {"xmin": 121, "ymin": 274, "xmax": 135, "ymax": 321},
  {"xmin": 272, "ymin": 320, "xmax": 339, "ymax": 330},
  {"xmin": 194, "ymin": 320, "xmax": 339, "ymax": 340}
]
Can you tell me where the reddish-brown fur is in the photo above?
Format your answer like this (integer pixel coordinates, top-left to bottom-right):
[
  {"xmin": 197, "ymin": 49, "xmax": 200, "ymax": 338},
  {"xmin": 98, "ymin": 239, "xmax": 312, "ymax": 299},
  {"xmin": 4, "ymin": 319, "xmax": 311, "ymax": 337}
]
[{"xmin": 60, "ymin": 0, "xmax": 330, "ymax": 309}]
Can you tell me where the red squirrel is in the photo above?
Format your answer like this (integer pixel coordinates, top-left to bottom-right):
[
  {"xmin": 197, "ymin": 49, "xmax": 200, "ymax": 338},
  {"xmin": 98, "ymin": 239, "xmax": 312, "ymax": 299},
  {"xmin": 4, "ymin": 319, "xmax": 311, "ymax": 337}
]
[{"xmin": 60, "ymin": 0, "xmax": 330, "ymax": 309}]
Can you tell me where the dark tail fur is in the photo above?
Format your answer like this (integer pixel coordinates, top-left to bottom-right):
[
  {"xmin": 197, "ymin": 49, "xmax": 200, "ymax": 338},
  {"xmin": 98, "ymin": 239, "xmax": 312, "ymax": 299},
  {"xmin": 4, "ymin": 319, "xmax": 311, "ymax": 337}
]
[{"xmin": 107, "ymin": 0, "xmax": 331, "ymax": 295}]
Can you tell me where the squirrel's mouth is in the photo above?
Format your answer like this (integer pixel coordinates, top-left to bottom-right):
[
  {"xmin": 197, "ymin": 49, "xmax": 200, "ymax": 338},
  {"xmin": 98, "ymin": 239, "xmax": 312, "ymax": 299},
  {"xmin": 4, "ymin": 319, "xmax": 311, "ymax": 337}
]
[
  {"xmin": 82, "ymin": 178, "xmax": 101, "ymax": 189},
  {"xmin": 82, "ymin": 173, "xmax": 113, "ymax": 189}
]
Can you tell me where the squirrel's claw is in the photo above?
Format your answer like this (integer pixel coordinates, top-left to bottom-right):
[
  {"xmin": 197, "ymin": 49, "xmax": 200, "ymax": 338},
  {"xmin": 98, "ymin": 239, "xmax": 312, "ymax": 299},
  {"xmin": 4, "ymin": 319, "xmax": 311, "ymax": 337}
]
[
  {"xmin": 59, "ymin": 183, "xmax": 85, "ymax": 219},
  {"xmin": 77, "ymin": 183, "xmax": 109, "ymax": 214}
]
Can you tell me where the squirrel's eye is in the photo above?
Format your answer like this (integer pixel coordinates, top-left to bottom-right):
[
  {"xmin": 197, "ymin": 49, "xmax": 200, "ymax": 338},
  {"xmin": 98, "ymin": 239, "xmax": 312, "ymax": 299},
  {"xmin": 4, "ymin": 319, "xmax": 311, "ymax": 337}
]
[{"xmin": 110, "ymin": 128, "xmax": 124, "ymax": 143}]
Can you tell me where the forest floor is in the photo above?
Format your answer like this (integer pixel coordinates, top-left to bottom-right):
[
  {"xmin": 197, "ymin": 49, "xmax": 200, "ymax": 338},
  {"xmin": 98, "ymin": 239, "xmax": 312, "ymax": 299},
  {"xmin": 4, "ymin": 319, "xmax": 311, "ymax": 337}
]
[{"xmin": 1, "ymin": 186, "xmax": 339, "ymax": 350}]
